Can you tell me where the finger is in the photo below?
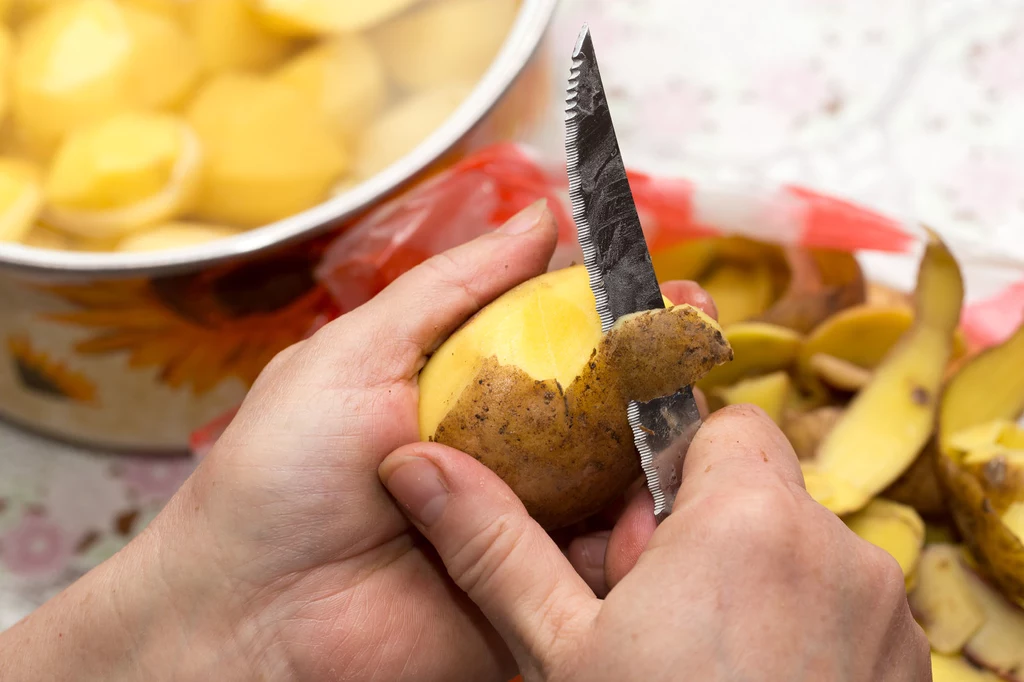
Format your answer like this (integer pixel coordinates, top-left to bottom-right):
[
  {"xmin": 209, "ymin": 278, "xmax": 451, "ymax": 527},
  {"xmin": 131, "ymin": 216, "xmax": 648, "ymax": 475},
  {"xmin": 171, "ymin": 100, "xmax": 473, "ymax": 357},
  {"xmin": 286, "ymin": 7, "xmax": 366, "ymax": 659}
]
[
  {"xmin": 661, "ymin": 280, "xmax": 718, "ymax": 320},
  {"xmin": 379, "ymin": 442, "xmax": 598, "ymax": 670},
  {"xmin": 566, "ymin": 531, "xmax": 611, "ymax": 597},
  {"xmin": 676, "ymin": 404, "xmax": 805, "ymax": 512},
  {"xmin": 604, "ymin": 483, "xmax": 657, "ymax": 589},
  {"xmin": 323, "ymin": 199, "xmax": 558, "ymax": 378}
]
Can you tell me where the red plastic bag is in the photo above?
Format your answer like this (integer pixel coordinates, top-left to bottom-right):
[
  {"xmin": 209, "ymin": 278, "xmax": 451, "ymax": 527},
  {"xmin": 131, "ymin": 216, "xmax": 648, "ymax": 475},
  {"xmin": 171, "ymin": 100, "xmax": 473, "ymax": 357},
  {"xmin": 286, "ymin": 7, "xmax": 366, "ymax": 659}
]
[{"xmin": 190, "ymin": 142, "xmax": 1022, "ymax": 457}]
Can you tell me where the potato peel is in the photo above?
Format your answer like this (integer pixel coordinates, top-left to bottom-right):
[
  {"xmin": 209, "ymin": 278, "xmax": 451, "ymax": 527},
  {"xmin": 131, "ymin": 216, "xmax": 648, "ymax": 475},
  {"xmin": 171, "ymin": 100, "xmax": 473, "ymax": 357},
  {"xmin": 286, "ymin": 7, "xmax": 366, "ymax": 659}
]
[{"xmin": 808, "ymin": 231, "xmax": 964, "ymax": 515}]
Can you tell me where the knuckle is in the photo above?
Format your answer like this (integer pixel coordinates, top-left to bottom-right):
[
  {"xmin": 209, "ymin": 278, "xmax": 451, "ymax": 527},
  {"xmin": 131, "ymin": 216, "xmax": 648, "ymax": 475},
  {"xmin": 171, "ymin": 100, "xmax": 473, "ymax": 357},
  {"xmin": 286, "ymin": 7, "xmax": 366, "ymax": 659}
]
[
  {"xmin": 858, "ymin": 542, "xmax": 907, "ymax": 600},
  {"xmin": 446, "ymin": 511, "xmax": 524, "ymax": 599},
  {"xmin": 701, "ymin": 488, "xmax": 802, "ymax": 555}
]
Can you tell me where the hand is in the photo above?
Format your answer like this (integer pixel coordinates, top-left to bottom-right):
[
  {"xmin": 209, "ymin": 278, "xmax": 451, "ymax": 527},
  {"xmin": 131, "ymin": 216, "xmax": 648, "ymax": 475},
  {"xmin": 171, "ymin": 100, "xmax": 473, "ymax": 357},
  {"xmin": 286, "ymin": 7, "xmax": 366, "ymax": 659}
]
[
  {"xmin": 0, "ymin": 198, "xmax": 716, "ymax": 682},
  {"xmin": 379, "ymin": 405, "xmax": 932, "ymax": 681}
]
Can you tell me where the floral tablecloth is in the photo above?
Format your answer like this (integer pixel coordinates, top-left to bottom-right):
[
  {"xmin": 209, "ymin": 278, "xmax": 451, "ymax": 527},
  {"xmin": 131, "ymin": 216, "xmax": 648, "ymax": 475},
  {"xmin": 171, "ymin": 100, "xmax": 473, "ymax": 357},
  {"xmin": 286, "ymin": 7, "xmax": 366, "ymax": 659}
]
[{"xmin": 4, "ymin": 0, "xmax": 1024, "ymax": 630}]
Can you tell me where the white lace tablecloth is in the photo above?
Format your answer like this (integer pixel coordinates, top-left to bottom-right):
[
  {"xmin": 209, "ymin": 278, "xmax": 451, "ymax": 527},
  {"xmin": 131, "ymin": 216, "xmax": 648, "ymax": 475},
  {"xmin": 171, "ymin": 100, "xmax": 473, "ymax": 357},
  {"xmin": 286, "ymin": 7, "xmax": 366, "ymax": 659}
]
[{"xmin": 4, "ymin": 0, "xmax": 1024, "ymax": 630}]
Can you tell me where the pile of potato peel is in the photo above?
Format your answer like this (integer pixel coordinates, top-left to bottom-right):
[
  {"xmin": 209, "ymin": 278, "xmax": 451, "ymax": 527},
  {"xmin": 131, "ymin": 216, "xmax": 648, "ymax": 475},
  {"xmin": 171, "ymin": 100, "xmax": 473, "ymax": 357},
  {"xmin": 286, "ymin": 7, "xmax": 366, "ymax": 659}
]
[
  {"xmin": 417, "ymin": 228, "xmax": 1024, "ymax": 680},
  {"xmin": 655, "ymin": 232, "xmax": 1024, "ymax": 680}
]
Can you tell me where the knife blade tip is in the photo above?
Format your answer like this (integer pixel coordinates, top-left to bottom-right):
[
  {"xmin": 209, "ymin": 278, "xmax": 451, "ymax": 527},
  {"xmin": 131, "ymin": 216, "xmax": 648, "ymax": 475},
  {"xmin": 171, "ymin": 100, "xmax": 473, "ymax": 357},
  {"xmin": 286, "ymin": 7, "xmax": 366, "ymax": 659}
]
[{"xmin": 572, "ymin": 23, "xmax": 592, "ymax": 58}]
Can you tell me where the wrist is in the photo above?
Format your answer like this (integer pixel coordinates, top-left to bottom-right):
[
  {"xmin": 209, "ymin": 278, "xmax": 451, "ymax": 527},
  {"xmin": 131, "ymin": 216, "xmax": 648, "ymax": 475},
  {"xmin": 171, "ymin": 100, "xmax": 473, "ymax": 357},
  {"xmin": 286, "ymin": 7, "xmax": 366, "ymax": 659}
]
[{"xmin": 0, "ymin": 481, "xmax": 277, "ymax": 682}]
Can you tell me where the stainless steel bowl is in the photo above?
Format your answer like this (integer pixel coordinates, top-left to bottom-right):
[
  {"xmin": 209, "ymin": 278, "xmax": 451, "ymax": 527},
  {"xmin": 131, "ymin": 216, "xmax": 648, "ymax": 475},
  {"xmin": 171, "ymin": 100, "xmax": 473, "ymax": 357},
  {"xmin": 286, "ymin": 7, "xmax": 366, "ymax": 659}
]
[{"xmin": 0, "ymin": 0, "xmax": 559, "ymax": 279}]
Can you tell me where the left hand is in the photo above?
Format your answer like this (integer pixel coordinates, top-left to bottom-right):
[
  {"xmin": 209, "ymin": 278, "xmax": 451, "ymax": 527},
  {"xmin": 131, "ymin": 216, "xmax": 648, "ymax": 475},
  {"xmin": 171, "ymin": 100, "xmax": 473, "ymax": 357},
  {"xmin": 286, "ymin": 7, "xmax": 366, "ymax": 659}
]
[{"xmin": 0, "ymin": 199, "xmax": 715, "ymax": 682}]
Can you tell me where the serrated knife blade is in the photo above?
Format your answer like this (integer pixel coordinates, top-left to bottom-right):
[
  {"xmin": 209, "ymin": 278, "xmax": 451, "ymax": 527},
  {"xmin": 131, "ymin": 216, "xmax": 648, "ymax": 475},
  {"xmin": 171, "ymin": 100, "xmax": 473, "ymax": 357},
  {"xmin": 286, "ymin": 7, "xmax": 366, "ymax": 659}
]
[{"xmin": 565, "ymin": 24, "xmax": 702, "ymax": 521}]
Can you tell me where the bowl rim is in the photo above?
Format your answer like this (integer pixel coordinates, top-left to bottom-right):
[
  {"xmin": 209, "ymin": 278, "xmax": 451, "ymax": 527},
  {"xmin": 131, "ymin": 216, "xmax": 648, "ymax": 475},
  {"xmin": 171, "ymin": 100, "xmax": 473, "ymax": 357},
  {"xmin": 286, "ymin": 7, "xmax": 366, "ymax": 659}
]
[{"xmin": 0, "ymin": 0, "xmax": 559, "ymax": 278}]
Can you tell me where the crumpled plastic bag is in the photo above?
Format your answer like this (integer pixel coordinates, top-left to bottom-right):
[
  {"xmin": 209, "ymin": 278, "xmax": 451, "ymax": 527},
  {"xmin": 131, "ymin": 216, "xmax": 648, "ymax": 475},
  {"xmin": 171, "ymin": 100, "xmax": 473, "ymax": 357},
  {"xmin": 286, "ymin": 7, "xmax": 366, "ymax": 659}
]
[{"xmin": 191, "ymin": 142, "xmax": 1024, "ymax": 457}]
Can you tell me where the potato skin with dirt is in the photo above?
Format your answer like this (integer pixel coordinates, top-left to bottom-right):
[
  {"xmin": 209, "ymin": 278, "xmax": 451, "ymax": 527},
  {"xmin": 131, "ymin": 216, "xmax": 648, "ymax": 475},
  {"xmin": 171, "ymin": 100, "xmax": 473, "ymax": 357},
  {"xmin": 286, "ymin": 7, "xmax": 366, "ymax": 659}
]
[{"xmin": 421, "ymin": 266, "xmax": 732, "ymax": 530}]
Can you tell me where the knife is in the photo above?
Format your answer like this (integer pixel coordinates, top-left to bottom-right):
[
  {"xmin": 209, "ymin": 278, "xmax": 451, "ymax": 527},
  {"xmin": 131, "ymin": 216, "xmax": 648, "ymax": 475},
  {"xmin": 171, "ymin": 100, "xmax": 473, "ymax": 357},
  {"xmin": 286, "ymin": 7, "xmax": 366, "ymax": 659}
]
[{"xmin": 565, "ymin": 24, "xmax": 703, "ymax": 522}]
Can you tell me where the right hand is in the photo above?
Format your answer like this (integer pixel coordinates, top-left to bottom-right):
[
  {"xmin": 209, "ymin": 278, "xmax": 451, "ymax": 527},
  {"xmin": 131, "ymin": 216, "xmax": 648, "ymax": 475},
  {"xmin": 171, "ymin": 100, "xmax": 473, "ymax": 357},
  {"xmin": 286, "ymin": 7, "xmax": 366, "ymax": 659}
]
[{"xmin": 379, "ymin": 404, "xmax": 932, "ymax": 681}]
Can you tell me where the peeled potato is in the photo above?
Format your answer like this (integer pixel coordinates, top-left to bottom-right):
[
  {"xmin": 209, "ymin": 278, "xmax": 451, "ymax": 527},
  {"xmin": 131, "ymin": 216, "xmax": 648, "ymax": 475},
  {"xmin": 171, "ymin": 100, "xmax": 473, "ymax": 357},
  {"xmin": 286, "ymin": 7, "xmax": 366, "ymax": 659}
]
[
  {"xmin": 354, "ymin": 83, "xmax": 471, "ymax": 180},
  {"xmin": 930, "ymin": 653, "xmax": 1003, "ymax": 682},
  {"xmin": 274, "ymin": 36, "xmax": 387, "ymax": 145},
  {"xmin": 186, "ymin": 73, "xmax": 348, "ymax": 227},
  {"xmin": 0, "ymin": 158, "xmax": 42, "ymax": 242},
  {"xmin": 803, "ymin": 233, "xmax": 963, "ymax": 516},
  {"xmin": 122, "ymin": 4, "xmax": 199, "ymax": 109},
  {"xmin": 117, "ymin": 222, "xmax": 241, "ymax": 252},
  {"xmin": 18, "ymin": 223, "xmax": 71, "ymax": 249},
  {"xmin": 252, "ymin": 0, "xmax": 423, "ymax": 35},
  {"xmin": 185, "ymin": 0, "xmax": 293, "ymax": 74},
  {"xmin": 12, "ymin": 0, "xmax": 135, "ymax": 154},
  {"xmin": 43, "ymin": 112, "xmax": 201, "ymax": 238},
  {"xmin": 419, "ymin": 265, "xmax": 732, "ymax": 529},
  {"xmin": 650, "ymin": 238, "xmax": 718, "ymax": 283},
  {"xmin": 0, "ymin": 27, "xmax": 11, "ymax": 123},
  {"xmin": 371, "ymin": 0, "xmax": 517, "ymax": 91}
]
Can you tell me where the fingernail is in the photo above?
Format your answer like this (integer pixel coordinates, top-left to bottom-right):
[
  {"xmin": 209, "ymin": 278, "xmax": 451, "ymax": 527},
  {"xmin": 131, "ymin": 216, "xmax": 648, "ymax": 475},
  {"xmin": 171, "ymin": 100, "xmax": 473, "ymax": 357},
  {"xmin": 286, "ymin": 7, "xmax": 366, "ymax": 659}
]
[
  {"xmin": 580, "ymin": 535, "xmax": 609, "ymax": 570},
  {"xmin": 380, "ymin": 456, "xmax": 449, "ymax": 526},
  {"xmin": 498, "ymin": 198, "xmax": 548, "ymax": 235}
]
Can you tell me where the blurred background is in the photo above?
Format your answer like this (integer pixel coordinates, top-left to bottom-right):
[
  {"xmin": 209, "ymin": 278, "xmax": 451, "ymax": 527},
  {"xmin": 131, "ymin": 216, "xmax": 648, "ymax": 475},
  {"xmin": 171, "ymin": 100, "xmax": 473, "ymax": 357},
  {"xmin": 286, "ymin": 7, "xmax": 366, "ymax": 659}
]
[{"xmin": 2, "ymin": 0, "xmax": 1024, "ymax": 632}]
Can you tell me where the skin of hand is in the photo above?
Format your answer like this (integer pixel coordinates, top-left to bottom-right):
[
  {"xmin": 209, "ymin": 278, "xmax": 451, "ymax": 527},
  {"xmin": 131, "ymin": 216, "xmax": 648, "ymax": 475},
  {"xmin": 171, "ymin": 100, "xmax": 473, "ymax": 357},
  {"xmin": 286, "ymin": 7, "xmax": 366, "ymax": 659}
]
[
  {"xmin": 0, "ymin": 199, "xmax": 716, "ymax": 682},
  {"xmin": 379, "ymin": 405, "xmax": 933, "ymax": 682}
]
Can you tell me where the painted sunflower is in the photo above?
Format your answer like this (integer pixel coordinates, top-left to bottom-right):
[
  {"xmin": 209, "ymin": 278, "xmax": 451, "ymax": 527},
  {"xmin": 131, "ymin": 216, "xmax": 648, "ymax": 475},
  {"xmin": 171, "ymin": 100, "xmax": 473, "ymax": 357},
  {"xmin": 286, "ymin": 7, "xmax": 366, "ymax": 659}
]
[
  {"xmin": 42, "ymin": 243, "xmax": 339, "ymax": 396},
  {"xmin": 7, "ymin": 335, "xmax": 98, "ymax": 404}
]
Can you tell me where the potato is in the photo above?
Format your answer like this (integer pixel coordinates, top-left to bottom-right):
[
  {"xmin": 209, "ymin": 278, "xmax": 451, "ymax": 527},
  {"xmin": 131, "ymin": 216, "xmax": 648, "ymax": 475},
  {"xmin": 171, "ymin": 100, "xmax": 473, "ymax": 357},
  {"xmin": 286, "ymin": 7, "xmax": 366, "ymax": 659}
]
[
  {"xmin": 371, "ymin": 0, "xmax": 518, "ymax": 91},
  {"xmin": 252, "ymin": 0, "xmax": 423, "ymax": 35},
  {"xmin": 186, "ymin": 73, "xmax": 348, "ymax": 227},
  {"xmin": 700, "ymin": 261, "xmax": 775, "ymax": 328},
  {"xmin": 354, "ymin": 83, "xmax": 471, "ymax": 180},
  {"xmin": 937, "ymin": 320, "xmax": 1024, "ymax": 607},
  {"xmin": 273, "ymin": 36, "xmax": 387, "ymax": 145},
  {"xmin": 960, "ymin": 558, "xmax": 1024, "ymax": 680},
  {"xmin": 43, "ymin": 112, "xmax": 201, "ymax": 238},
  {"xmin": 883, "ymin": 445, "xmax": 947, "ymax": 518},
  {"xmin": 909, "ymin": 544, "xmax": 986, "ymax": 653},
  {"xmin": 12, "ymin": 0, "xmax": 135, "ymax": 154},
  {"xmin": 185, "ymin": 0, "xmax": 293, "ymax": 74},
  {"xmin": 116, "ymin": 222, "xmax": 241, "ymax": 252},
  {"xmin": 806, "ymin": 353, "xmax": 871, "ymax": 392},
  {"xmin": 418, "ymin": 265, "xmax": 732, "ymax": 529},
  {"xmin": 0, "ymin": 158, "xmax": 42, "ymax": 242},
  {"xmin": 802, "ymin": 232, "xmax": 964, "ymax": 516},
  {"xmin": 121, "ymin": 4, "xmax": 199, "ymax": 109}
]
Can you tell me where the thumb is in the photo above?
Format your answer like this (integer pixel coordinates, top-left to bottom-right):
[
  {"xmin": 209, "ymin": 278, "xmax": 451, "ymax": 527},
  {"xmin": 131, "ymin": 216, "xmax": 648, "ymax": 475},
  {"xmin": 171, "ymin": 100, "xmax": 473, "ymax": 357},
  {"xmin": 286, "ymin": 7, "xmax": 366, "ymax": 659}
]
[{"xmin": 379, "ymin": 442, "xmax": 599, "ymax": 671}]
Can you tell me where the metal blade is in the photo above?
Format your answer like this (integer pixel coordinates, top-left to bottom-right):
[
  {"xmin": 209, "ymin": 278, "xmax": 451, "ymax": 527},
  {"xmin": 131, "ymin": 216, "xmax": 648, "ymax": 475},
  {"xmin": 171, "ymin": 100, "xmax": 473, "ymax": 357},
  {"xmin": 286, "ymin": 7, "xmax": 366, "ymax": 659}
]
[{"xmin": 565, "ymin": 24, "xmax": 702, "ymax": 520}]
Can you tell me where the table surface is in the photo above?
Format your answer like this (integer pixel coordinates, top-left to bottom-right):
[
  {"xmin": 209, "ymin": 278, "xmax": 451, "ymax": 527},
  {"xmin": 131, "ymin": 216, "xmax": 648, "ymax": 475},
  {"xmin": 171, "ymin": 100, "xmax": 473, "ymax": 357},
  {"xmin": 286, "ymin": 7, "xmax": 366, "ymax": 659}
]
[{"xmin": 4, "ymin": 0, "xmax": 1024, "ymax": 630}]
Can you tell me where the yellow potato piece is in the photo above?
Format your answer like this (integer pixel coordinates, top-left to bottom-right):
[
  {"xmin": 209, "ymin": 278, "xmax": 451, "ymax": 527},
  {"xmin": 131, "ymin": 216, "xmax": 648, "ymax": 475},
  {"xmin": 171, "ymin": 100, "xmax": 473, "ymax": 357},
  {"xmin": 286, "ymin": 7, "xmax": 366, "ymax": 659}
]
[
  {"xmin": 253, "ymin": 0, "xmax": 423, "ymax": 34},
  {"xmin": 186, "ymin": 73, "xmax": 348, "ymax": 227},
  {"xmin": 13, "ymin": 0, "xmax": 134, "ymax": 154},
  {"xmin": 701, "ymin": 262, "xmax": 776, "ymax": 328},
  {"xmin": 117, "ymin": 222, "xmax": 241, "ymax": 252},
  {"xmin": 696, "ymin": 322, "xmax": 802, "ymax": 391},
  {"xmin": 18, "ymin": 223, "xmax": 71, "ymax": 249},
  {"xmin": 948, "ymin": 420, "xmax": 1018, "ymax": 455},
  {"xmin": 960, "ymin": 560, "xmax": 1024, "ymax": 678},
  {"xmin": 800, "ymin": 464, "xmax": 872, "ymax": 515},
  {"xmin": 813, "ymin": 232, "xmax": 963, "ymax": 511},
  {"xmin": 0, "ymin": 159, "xmax": 43, "ymax": 242},
  {"xmin": 713, "ymin": 371, "xmax": 791, "ymax": 424},
  {"xmin": 372, "ymin": 0, "xmax": 517, "ymax": 91},
  {"xmin": 930, "ymin": 653, "xmax": 1002, "ymax": 682},
  {"xmin": 274, "ymin": 36, "xmax": 386, "ymax": 144},
  {"xmin": 43, "ymin": 112, "xmax": 201, "ymax": 238},
  {"xmin": 909, "ymin": 544, "xmax": 986, "ymax": 654},
  {"xmin": 185, "ymin": 0, "xmax": 293, "ymax": 74},
  {"xmin": 121, "ymin": 0, "xmax": 185, "ymax": 23},
  {"xmin": 844, "ymin": 498, "xmax": 925, "ymax": 581},
  {"xmin": 355, "ymin": 83, "xmax": 471, "ymax": 180},
  {"xmin": 122, "ymin": 4, "xmax": 199, "ymax": 109}
]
